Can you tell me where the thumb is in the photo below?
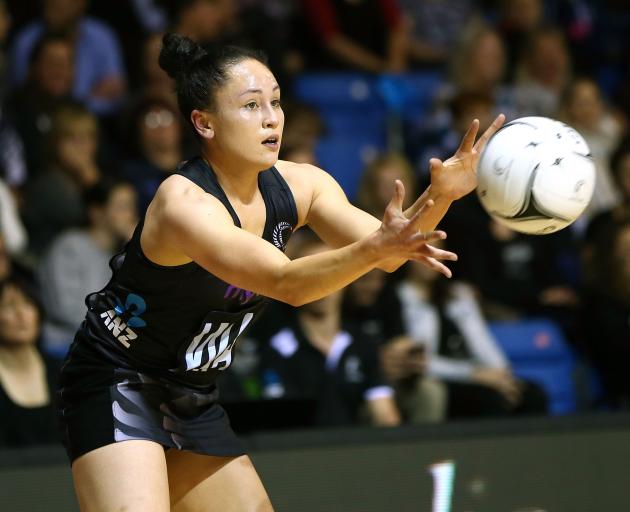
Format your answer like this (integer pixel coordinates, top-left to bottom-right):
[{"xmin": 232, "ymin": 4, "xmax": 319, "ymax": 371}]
[
  {"xmin": 386, "ymin": 179, "xmax": 405, "ymax": 215},
  {"xmin": 429, "ymin": 158, "xmax": 443, "ymax": 173}
]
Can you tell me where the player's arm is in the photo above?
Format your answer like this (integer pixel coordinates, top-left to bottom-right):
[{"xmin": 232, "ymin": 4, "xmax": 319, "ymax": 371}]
[
  {"xmin": 153, "ymin": 177, "xmax": 455, "ymax": 307},
  {"xmin": 289, "ymin": 115, "xmax": 506, "ymax": 272}
]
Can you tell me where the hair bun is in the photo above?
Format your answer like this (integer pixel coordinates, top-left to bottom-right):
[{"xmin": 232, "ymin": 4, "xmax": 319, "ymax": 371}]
[{"xmin": 159, "ymin": 33, "xmax": 206, "ymax": 79}]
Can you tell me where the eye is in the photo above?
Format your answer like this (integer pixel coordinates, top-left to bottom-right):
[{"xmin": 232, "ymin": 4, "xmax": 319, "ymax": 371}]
[
  {"xmin": 245, "ymin": 101, "xmax": 258, "ymax": 110},
  {"xmin": 271, "ymin": 99, "xmax": 282, "ymax": 108}
]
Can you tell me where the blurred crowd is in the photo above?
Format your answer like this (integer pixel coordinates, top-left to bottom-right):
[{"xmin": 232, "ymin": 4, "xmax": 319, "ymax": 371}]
[{"xmin": 2, "ymin": 0, "xmax": 630, "ymax": 448}]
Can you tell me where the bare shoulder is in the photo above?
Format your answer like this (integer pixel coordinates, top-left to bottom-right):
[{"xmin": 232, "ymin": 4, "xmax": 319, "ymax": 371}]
[
  {"xmin": 151, "ymin": 174, "xmax": 230, "ymax": 222},
  {"xmin": 142, "ymin": 175, "xmax": 234, "ymax": 265},
  {"xmin": 274, "ymin": 160, "xmax": 341, "ymax": 226},
  {"xmin": 274, "ymin": 159, "xmax": 329, "ymax": 183}
]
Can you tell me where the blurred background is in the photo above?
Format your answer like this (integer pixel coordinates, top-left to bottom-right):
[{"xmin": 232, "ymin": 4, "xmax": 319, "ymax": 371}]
[{"xmin": 1, "ymin": 0, "xmax": 630, "ymax": 510}]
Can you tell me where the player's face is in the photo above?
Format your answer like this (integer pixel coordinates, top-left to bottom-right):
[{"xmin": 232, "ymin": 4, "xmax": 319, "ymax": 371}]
[{"xmin": 209, "ymin": 59, "xmax": 284, "ymax": 169}]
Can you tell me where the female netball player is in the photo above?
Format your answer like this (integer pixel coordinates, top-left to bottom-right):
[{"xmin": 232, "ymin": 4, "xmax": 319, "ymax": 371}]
[{"xmin": 58, "ymin": 33, "xmax": 504, "ymax": 511}]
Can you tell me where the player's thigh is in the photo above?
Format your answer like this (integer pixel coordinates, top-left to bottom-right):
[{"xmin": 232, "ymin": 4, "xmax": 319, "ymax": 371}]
[
  {"xmin": 71, "ymin": 439, "xmax": 170, "ymax": 512},
  {"xmin": 167, "ymin": 450, "xmax": 273, "ymax": 512}
]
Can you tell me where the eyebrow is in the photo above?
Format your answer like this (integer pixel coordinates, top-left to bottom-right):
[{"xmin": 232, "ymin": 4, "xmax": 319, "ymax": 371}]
[{"xmin": 239, "ymin": 84, "xmax": 280, "ymax": 96}]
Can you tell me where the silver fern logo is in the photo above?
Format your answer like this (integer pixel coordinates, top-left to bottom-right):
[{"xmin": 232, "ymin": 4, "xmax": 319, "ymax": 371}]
[{"xmin": 272, "ymin": 221, "xmax": 292, "ymax": 251}]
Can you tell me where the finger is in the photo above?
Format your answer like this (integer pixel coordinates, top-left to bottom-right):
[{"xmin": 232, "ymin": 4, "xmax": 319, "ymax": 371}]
[
  {"xmin": 457, "ymin": 118, "xmax": 480, "ymax": 153},
  {"xmin": 409, "ymin": 228, "xmax": 446, "ymax": 244},
  {"xmin": 417, "ymin": 243, "xmax": 458, "ymax": 261},
  {"xmin": 473, "ymin": 113, "xmax": 506, "ymax": 153},
  {"xmin": 413, "ymin": 255, "xmax": 452, "ymax": 278},
  {"xmin": 386, "ymin": 179, "xmax": 406, "ymax": 214}
]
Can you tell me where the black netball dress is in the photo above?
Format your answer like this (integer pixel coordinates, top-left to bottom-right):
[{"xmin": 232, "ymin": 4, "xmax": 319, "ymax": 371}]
[{"xmin": 58, "ymin": 157, "xmax": 298, "ymax": 463}]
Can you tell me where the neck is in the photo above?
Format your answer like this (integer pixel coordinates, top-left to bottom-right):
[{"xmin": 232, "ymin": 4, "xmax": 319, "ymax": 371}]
[
  {"xmin": 202, "ymin": 148, "xmax": 262, "ymax": 204},
  {"xmin": 0, "ymin": 344, "xmax": 39, "ymax": 369}
]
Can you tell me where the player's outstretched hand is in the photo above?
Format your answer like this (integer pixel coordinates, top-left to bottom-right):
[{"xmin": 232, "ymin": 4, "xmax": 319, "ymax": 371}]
[
  {"xmin": 429, "ymin": 114, "xmax": 506, "ymax": 200},
  {"xmin": 376, "ymin": 180, "xmax": 457, "ymax": 277}
]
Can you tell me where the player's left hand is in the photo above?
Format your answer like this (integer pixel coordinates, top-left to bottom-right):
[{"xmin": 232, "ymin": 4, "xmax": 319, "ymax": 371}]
[{"xmin": 429, "ymin": 114, "xmax": 505, "ymax": 200}]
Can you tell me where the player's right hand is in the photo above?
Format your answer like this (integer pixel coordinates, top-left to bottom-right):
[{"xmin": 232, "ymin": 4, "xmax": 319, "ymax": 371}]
[{"xmin": 374, "ymin": 180, "xmax": 457, "ymax": 277}]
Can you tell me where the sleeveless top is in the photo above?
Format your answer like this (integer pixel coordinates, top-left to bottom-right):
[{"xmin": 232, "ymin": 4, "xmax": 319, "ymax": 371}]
[{"xmin": 79, "ymin": 157, "xmax": 298, "ymax": 388}]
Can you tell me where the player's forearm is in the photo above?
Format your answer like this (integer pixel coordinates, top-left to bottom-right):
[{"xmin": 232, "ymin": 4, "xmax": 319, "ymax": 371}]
[
  {"xmin": 403, "ymin": 185, "xmax": 453, "ymax": 231},
  {"xmin": 275, "ymin": 233, "xmax": 384, "ymax": 306}
]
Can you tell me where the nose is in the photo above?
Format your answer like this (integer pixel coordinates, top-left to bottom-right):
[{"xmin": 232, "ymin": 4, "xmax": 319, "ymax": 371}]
[{"xmin": 263, "ymin": 104, "xmax": 279, "ymax": 129}]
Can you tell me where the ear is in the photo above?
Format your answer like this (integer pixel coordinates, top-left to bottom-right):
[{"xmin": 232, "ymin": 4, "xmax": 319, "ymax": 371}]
[{"xmin": 191, "ymin": 109, "xmax": 215, "ymax": 140}]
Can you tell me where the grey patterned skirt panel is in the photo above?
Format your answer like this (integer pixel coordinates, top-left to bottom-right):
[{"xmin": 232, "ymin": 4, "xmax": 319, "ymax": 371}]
[{"xmin": 57, "ymin": 333, "xmax": 245, "ymax": 464}]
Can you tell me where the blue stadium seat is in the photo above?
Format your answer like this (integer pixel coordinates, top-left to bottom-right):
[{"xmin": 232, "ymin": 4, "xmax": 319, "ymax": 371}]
[
  {"xmin": 293, "ymin": 72, "xmax": 443, "ymax": 199},
  {"xmin": 377, "ymin": 72, "xmax": 443, "ymax": 121},
  {"xmin": 293, "ymin": 73, "xmax": 383, "ymax": 110},
  {"xmin": 489, "ymin": 318, "xmax": 577, "ymax": 415},
  {"xmin": 314, "ymin": 134, "xmax": 386, "ymax": 200}
]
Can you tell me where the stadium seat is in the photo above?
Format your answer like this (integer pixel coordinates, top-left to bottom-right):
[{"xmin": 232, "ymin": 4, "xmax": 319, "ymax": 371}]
[
  {"xmin": 314, "ymin": 134, "xmax": 386, "ymax": 200},
  {"xmin": 293, "ymin": 73, "xmax": 383, "ymax": 110},
  {"xmin": 489, "ymin": 318, "xmax": 577, "ymax": 415}
]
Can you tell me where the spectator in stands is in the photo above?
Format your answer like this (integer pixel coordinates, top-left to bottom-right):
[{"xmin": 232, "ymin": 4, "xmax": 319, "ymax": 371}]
[
  {"xmin": 416, "ymin": 91, "xmax": 496, "ymax": 174},
  {"xmin": 0, "ymin": 232, "xmax": 33, "ymax": 285},
  {"xmin": 356, "ymin": 152, "xmax": 417, "ymax": 219},
  {"xmin": 122, "ymin": 97, "xmax": 182, "ymax": 213},
  {"xmin": 0, "ymin": 177, "xmax": 27, "ymax": 255},
  {"xmin": 559, "ymin": 77, "xmax": 623, "ymax": 220},
  {"xmin": 397, "ymin": 256, "xmax": 548, "ymax": 419},
  {"xmin": 497, "ymin": 0, "xmax": 545, "ymax": 81},
  {"xmin": 9, "ymin": 0, "xmax": 126, "ymax": 114},
  {"xmin": 137, "ymin": 32, "xmax": 176, "ymax": 107},
  {"xmin": 22, "ymin": 102, "xmax": 102, "ymax": 258},
  {"xmin": 343, "ymin": 269, "xmax": 447, "ymax": 423},
  {"xmin": 7, "ymin": 33, "xmax": 75, "ymax": 178},
  {"xmin": 0, "ymin": 0, "xmax": 11, "ymax": 99},
  {"xmin": 0, "ymin": 234, "xmax": 10, "ymax": 281},
  {"xmin": 398, "ymin": 0, "xmax": 478, "ymax": 67},
  {"xmin": 0, "ymin": 277, "xmax": 61, "ymax": 447},
  {"xmin": 585, "ymin": 139, "xmax": 630, "ymax": 251},
  {"xmin": 38, "ymin": 179, "xmax": 137, "ymax": 357},
  {"xmin": 300, "ymin": 0, "xmax": 408, "ymax": 72},
  {"xmin": 513, "ymin": 27, "xmax": 572, "ymax": 117},
  {"xmin": 583, "ymin": 220, "xmax": 630, "ymax": 408},
  {"xmin": 165, "ymin": 0, "xmax": 239, "ymax": 44},
  {"xmin": 260, "ymin": 234, "xmax": 400, "ymax": 427},
  {"xmin": 415, "ymin": 26, "xmax": 513, "ymax": 167},
  {"xmin": 278, "ymin": 100, "xmax": 324, "ymax": 165}
]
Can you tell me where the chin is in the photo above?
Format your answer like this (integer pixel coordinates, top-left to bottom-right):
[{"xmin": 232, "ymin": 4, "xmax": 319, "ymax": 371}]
[{"xmin": 255, "ymin": 154, "xmax": 279, "ymax": 169}]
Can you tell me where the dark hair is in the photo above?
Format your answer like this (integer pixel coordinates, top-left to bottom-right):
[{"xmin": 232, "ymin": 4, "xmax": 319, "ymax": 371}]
[
  {"xmin": 29, "ymin": 31, "xmax": 73, "ymax": 69},
  {"xmin": 0, "ymin": 276, "xmax": 45, "ymax": 324},
  {"xmin": 158, "ymin": 33, "xmax": 268, "ymax": 134}
]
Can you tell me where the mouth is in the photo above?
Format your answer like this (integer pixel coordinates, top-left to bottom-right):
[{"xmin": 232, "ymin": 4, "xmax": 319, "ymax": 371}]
[{"xmin": 262, "ymin": 135, "xmax": 280, "ymax": 150}]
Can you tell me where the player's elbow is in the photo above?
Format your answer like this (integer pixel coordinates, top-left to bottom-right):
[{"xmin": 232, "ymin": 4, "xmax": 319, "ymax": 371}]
[{"xmin": 277, "ymin": 288, "xmax": 309, "ymax": 308}]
